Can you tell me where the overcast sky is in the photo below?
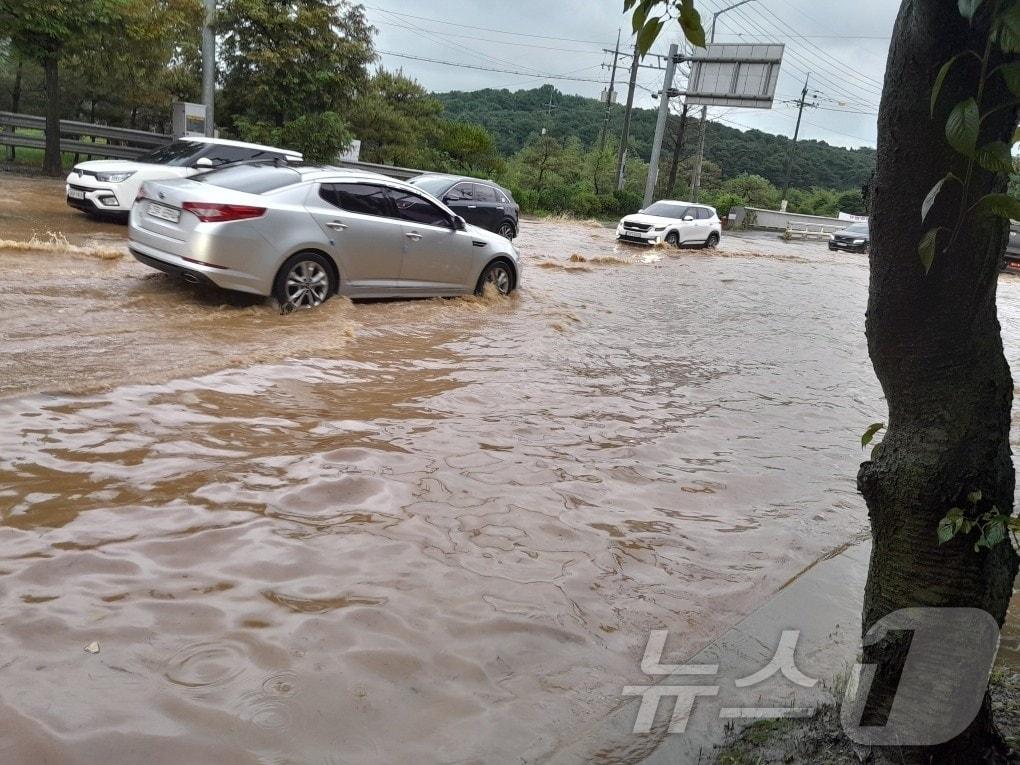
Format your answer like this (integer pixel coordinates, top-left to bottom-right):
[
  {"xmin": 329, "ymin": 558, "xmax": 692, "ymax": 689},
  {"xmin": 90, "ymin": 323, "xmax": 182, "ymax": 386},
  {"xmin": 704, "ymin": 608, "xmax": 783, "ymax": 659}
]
[{"xmin": 365, "ymin": 0, "xmax": 899, "ymax": 149}]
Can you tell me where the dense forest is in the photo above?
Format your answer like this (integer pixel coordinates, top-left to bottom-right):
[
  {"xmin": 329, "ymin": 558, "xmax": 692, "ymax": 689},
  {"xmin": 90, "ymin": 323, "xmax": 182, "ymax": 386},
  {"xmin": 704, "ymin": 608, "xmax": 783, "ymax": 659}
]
[{"xmin": 437, "ymin": 84, "xmax": 878, "ymax": 191}]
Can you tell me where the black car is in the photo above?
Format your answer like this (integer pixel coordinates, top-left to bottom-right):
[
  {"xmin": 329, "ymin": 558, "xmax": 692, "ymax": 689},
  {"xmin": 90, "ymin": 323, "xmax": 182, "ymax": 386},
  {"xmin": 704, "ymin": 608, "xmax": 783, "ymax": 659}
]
[
  {"xmin": 409, "ymin": 175, "xmax": 519, "ymax": 240},
  {"xmin": 828, "ymin": 222, "xmax": 870, "ymax": 253},
  {"xmin": 1002, "ymin": 225, "xmax": 1020, "ymax": 273}
]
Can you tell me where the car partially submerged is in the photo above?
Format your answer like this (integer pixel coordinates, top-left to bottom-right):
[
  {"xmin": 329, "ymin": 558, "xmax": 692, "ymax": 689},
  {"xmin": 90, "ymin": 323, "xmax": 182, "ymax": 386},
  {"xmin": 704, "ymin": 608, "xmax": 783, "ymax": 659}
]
[
  {"xmin": 616, "ymin": 201, "xmax": 721, "ymax": 248},
  {"xmin": 128, "ymin": 163, "xmax": 521, "ymax": 308},
  {"xmin": 828, "ymin": 221, "xmax": 870, "ymax": 253},
  {"xmin": 1002, "ymin": 222, "xmax": 1020, "ymax": 273},
  {"xmin": 66, "ymin": 137, "xmax": 301, "ymax": 221}
]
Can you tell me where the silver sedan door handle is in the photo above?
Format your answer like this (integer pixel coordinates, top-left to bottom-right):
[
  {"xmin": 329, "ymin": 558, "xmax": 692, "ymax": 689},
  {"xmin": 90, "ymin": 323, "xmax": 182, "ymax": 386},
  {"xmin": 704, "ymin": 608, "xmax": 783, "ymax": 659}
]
[
  {"xmin": 326, "ymin": 220, "xmax": 348, "ymax": 230},
  {"xmin": 405, "ymin": 231, "xmax": 422, "ymax": 241},
  {"xmin": 467, "ymin": 205, "xmax": 477, "ymax": 209}
]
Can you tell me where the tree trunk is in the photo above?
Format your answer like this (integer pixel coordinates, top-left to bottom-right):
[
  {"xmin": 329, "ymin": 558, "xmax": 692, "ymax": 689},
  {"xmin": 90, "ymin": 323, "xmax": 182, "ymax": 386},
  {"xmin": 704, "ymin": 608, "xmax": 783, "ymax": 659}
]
[
  {"xmin": 857, "ymin": 1, "xmax": 1018, "ymax": 761},
  {"xmin": 42, "ymin": 55, "xmax": 62, "ymax": 176}
]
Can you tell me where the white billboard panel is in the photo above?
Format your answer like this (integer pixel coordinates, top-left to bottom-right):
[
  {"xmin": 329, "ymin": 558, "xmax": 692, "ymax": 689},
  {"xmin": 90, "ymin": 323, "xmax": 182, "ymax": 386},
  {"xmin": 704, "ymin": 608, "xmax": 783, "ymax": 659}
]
[{"xmin": 687, "ymin": 44, "xmax": 784, "ymax": 109}]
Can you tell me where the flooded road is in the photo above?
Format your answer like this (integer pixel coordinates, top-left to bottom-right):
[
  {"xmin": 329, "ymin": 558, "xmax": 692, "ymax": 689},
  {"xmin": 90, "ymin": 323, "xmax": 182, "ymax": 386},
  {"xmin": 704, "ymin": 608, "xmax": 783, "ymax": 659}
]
[{"xmin": 1, "ymin": 173, "xmax": 1019, "ymax": 762}]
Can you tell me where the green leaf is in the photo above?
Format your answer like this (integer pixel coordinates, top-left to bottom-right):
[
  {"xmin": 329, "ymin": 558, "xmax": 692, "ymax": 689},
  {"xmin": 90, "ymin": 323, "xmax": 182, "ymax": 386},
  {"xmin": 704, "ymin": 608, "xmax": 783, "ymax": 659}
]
[
  {"xmin": 1014, "ymin": 126, "xmax": 1020, "ymax": 145},
  {"xmin": 631, "ymin": 0, "xmax": 650, "ymax": 35},
  {"xmin": 922, "ymin": 174, "xmax": 958, "ymax": 221},
  {"xmin": 679, "ymin": 0, "xmax": 706, "ymax": 49},
  {"xmin": 967, "ymin": 489, "xmax": 983, "ymax": 504},
  {"xmin": 973, "ymin": 193, "xmax": 1020, "ymax": 220},
  {"xmin": 975, "ymin": 141, "xmax": 1015, "ymax": 174},
  {"xmin": 938, "ymin": 518, "xmax": 957, "ymax": 544},
  {"xmin": 861, "ymin": 422, "xmax": 885, "ymax": 448},
  {"xmin": 945, "ymin": 98, "xmax": 980, "ymax": 157},
  {"xmin": 636, "ymin": 17, "xmax": 665, "ymax": 55},
  {"xmin": 985, "ymin": 521, "xmax": 1006, "ymax": 548},
  {"xmin": 918, "ymin": 227, "xmax": 944, "ymax": 273},
  {"xmin": 931, "ymin": 53, "xmax": 971, "ymax": 117},
  {"xmin": 958, "ymin": 0, "xmax": 984, "ymax": 20},
  {"xmin": 998, "ymin": 3, "xmax": 1020, "ymax": 53},
  {"xmin": 1000, "ymin": 62, "xmax": 1020, "ymax": 96}
]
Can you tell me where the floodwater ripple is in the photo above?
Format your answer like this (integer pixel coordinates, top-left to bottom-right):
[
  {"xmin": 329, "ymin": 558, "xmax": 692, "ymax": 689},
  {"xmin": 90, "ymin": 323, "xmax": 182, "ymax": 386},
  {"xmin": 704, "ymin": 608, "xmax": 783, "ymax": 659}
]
[{"xmin": 4, "ymin": 179, "xmax": 1020, "ymax": 762}]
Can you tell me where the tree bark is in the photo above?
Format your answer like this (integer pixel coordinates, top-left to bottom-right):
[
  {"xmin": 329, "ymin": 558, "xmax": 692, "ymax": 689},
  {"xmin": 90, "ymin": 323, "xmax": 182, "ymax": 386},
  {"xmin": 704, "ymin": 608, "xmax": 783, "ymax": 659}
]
[
  {"xmin": 858, "ymin": 1, "xmax": 1019, "ymax": 761},
  {"xmin": 42, "ymin": 54, "xmax": 62, "ymax": 176}
]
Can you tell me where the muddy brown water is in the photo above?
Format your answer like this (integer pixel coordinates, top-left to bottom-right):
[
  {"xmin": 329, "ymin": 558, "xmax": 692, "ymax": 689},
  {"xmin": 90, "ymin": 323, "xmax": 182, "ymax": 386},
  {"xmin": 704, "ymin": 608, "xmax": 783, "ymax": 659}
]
[{"xmin": 2, "ymin": 174, "xmax": 1020, "ymax": 762}]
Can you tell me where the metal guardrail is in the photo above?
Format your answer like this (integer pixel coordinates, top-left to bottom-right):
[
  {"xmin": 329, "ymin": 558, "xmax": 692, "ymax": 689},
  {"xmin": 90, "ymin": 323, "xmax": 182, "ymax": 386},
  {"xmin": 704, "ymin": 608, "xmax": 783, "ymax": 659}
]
[
  {"xmin": 0, "ymin": 111, "xmax": 172, "ymax": 160},
  {"xmin": 0, "ymin": 111, "xmax": 428, "ymax": 178},
  {"xmin": 783, "ymin": 221, "xmax": 842, "ymax": 240}
]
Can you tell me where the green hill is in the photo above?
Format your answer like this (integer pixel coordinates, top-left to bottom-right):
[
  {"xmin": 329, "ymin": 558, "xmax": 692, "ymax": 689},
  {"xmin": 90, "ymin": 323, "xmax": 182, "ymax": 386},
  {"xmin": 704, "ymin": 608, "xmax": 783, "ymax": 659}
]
[{"xmin": 436, "ymin": 84, "xmax": 876, "ymax": 191}]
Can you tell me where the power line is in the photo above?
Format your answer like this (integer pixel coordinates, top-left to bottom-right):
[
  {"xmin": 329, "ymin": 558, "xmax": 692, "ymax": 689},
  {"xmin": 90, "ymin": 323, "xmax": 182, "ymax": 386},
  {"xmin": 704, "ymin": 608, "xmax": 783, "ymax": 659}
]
[
  {"xmin": 742, "ymin": 3, "xmax": 885, "ymax": 92},
  {"xmin": 716, "ymin": 32, "xmax": 890, "ymax": 40},
  {"xmin": 363, "ymin": 4, "xmax": 615, "ymax": 45},
  {"xmin": 374, "ymin": 50, "xmax": 610, "ymax": 84},
  {"xmin": 698, "ymin": 0, "xmax": 881, "ymax": 111},
  {"xmin": 374, "ymin": 9, "xmax": 554, "ymax": 79}
]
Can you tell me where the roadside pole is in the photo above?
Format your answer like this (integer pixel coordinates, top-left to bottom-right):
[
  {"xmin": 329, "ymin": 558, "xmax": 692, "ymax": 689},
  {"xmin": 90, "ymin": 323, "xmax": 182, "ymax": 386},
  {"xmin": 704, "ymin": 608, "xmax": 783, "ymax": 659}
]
[
  {"xmin": 643, "ymin": 44, "xmax": 680, "ymax": 208},
  {"xmin": 781, "ymin": 74, "xmax": 813, "ymax": 210},
  {"xmin": 665, "ymin": 102, "xmax": 689, "ymax": 197},
  {"xmin": 599, "ymin": 30, "xmax": 621, "ymax": 153},
  {"xmin": 615, "ymin": 48, "xmax": 640, "ymax": 191},
  {"xmin": 202, "ymin": 0, "xmax": 216, "ymax": 137}
]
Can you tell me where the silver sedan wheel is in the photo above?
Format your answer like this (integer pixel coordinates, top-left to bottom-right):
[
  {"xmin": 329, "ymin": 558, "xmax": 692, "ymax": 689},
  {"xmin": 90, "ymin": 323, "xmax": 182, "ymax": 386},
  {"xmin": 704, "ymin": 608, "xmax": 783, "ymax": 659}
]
[
  {"xmin": 498, "ymin": 222, "xmax": 515, "ymax": 240},
  {"xmin": 485, "ymin": 264, "xmax": 512, "ymax": 295},
  {"xmin": 285, "ymin": 260, "xmax": 330, "ymax": 308}
]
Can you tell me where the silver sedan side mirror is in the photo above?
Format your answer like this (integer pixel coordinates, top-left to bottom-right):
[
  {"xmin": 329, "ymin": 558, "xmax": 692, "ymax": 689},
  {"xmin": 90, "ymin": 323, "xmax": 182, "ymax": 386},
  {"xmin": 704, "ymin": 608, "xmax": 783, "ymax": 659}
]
[{"xmin": 452, "ymin": 215, "xmax": 467, "ymax": 231}]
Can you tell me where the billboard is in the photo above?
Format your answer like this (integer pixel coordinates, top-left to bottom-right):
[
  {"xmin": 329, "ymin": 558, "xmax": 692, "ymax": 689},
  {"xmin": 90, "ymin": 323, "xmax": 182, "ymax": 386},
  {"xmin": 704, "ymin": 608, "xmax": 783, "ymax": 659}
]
[{"xmin": 686, "ymin": 44, "xmax": 784, "ymax": 109}]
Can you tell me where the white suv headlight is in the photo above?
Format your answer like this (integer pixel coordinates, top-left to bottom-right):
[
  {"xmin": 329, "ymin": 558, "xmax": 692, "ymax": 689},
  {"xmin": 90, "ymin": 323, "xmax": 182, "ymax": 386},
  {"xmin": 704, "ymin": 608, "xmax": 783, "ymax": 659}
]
[{"xmin": 96, "ymin": 171, "xmax": 135, "ymax": 183}]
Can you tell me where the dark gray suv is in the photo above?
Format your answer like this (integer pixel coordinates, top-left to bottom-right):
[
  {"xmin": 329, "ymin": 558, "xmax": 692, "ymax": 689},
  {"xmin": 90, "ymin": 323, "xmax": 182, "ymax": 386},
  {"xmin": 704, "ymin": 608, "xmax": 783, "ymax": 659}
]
[{"xmin": 409, "ymin": 175, "xmax": 519, "ymax": 240}]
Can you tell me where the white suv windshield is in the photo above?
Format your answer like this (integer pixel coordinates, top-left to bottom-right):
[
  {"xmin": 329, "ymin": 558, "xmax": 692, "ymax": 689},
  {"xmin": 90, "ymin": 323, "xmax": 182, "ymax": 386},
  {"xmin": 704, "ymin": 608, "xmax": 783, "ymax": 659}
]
[
  {"xmin": 135, "ymin": 141, "xmax": 205, "ymax": 166},
  {"xmin": 643, "ymin": 202, "xmax": 689, "ymax": 219}
]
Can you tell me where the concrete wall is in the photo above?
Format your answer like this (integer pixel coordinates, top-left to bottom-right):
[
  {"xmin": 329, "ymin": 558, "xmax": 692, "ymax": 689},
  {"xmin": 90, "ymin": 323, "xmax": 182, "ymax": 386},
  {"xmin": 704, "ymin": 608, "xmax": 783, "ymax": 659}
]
[{"xmin": 731, "ymin": 206, "xmax": 845, "ymax": 233}]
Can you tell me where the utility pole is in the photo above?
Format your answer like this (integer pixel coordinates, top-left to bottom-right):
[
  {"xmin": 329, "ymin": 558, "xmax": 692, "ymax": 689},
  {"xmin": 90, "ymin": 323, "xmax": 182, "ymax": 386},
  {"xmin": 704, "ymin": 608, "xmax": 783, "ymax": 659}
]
[
  {"xmin": 202, "ymin": 0, "xmax": 216, "ymax": 137},
  {"xmin": 598, "ymin": 29, "xmax": 621, "ymax": 152},
  {"xmin": 666, "ymin": 102, "xmax": 689, "ymax": 196},
  {"xmin": 690, "ymin": 0, "xmax": 756, "ymax": 201},
  {"xmin": 781, "ymin": 73, "xmax": 814, "ymax": 210},
  {"xmin": 643, "ymin": 43, "xmax": 680, "ymax": 208},
  {"xmin": 615, "ymin": 47, "xmax": 640, "ymax": 191}
]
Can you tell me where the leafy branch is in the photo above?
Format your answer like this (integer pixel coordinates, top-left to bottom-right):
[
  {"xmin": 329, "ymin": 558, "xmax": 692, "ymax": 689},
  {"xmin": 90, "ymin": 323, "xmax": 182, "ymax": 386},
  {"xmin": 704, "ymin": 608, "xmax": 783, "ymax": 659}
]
[
  {"xmin": 937, "ymin": 490, "xmax": 1017, "ymax": 551},
  {"xmin": 919, "ymin": 0, "xmax": 1020, "ymax": 273},
  {"xmin": 623, "ymin": 0, "xmax": 706, "ymax": 54}
]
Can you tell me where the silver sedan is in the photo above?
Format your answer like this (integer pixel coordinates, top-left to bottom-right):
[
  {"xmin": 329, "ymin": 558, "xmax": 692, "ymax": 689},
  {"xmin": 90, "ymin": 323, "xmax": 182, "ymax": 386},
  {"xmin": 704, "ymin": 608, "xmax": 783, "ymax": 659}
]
[{"xmin": 128, "ymin": 164, "xmax": 522, "ymax": 308}]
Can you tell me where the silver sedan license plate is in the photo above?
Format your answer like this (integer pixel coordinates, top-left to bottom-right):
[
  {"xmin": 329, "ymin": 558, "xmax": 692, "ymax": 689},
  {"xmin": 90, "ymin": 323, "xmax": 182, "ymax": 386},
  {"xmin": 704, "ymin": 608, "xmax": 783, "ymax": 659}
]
[{"xmin": 147, "ymin": 202, "xmax": 180, "ymax": 223}]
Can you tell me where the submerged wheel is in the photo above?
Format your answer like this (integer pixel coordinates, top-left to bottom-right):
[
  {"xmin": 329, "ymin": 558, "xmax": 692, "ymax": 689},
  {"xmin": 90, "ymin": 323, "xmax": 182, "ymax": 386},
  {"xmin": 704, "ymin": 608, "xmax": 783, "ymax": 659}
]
[
  {"xmin": 476, "ymin": 260, "xmax": 513, "ymax": 296},
  {"xmin": 273, "ymin": 252, "xmax": 336, "ymax": 309},
  {"xmin": 665, "ymin": 231, "xmax": 680, "ymax": 247},
  {"xmin": 705, "ymin": 232, "xmax": 720, "ymax": 249},
  {"xmin": 498, "ymin": 221, "xmax": 516, "ymax": 240}
]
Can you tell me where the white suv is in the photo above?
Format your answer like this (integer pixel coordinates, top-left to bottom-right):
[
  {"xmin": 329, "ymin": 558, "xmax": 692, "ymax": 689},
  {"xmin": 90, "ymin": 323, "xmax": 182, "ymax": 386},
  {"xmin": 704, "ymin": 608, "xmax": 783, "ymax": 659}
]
[
  {"xmin": 616, "ymin": 200, "xmax": 722, "ymax": 248},
  {"xmin": 66, "ymin": 137, "xmax": 302, "ymax": 221}
]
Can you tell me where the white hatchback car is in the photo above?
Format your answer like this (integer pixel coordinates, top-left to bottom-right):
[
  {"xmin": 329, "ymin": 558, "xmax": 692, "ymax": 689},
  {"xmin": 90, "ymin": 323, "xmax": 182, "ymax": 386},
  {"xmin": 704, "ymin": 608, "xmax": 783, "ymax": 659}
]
[
  {"xmin": 617, "ymin": 200, "xmax": 722, "ymax": 247},
  {"xmin": 66, "ymin": 137, "xmax": 301, "ymax": 221}
]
